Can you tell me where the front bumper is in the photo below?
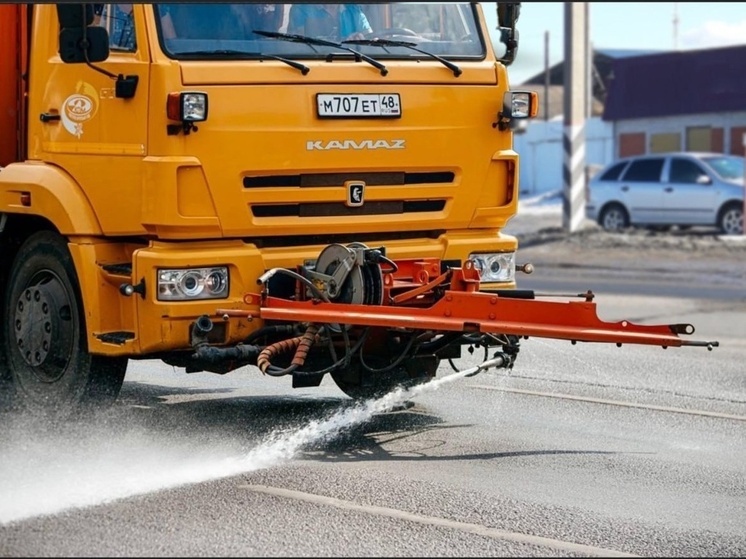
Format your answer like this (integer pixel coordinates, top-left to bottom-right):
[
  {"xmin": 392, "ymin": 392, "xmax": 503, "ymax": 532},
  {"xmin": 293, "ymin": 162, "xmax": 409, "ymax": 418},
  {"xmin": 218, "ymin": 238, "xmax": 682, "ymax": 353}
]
[{"xmin": 127, "ymin": 232, "xmax": 518, "ymax": 354}]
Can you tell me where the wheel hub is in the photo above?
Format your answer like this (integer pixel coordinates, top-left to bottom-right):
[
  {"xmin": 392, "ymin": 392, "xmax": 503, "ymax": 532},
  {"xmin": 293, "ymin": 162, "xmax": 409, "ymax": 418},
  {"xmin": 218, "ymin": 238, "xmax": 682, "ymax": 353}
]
[{"xmin": 13, "ymin": 279, "xmax": 73, "ymax": 381}]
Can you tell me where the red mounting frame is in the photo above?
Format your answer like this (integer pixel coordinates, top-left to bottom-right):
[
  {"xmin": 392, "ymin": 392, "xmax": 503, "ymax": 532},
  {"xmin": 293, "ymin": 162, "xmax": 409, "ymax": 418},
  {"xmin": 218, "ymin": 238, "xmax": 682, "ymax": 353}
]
[{"xmin": 218, "ymin": 259, "xmax": 718, "ymax": 351}]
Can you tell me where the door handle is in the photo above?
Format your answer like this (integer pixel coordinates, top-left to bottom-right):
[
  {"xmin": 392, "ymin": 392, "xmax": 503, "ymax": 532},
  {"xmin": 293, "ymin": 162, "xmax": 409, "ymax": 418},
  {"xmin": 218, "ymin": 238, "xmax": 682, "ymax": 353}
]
[
  {"xmin": 664, "ymin": 187, "xmax": 674, "ymax": 193},
  {"xmin": 40, "ymin": 113, "xmax": 61, "ymax": 123},
  {"xmin": 621, "ymin": 185, "xmax": 629, "ymax": 192}
]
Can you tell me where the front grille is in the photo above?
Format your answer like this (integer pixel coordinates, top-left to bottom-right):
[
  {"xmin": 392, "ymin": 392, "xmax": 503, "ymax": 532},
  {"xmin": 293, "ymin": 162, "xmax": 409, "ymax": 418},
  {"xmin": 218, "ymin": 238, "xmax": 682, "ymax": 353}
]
[
  {"xmin": 244, "ymin": 171, "xmax": 455, "ymax": 188},
  {"xmin": 249, "ymin": 229, "xmax": 445, "ymax": 249},
  {"xmin": 251, "ymin": 200, "xmax": 446, "ymax": 218}
]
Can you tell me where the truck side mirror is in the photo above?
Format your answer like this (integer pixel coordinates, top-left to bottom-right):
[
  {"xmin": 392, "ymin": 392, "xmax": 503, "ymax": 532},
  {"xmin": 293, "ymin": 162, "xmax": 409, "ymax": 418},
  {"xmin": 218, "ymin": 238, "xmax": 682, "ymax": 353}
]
[
  {"xmin": 55, "ymin": 4, "xmax": 137, "ymax": 99},
  {"xmin": 56, "ymin": 4, "xmax": 95, "ymax": 29},
  {"xmin": 59, "ymin": 27, "xmax": 110, "ymax": 64},
  {"xmin": 496, "ymin": 2, "xmax": 521, "ymax": 66}
]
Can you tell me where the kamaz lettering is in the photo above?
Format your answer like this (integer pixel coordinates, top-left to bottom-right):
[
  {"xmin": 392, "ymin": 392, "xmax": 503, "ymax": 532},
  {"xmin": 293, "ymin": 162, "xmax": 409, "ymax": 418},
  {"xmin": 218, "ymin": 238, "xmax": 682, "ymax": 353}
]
[{"xmin": 306, "ymin": 139, "xmax": 406, "ymax": 151}]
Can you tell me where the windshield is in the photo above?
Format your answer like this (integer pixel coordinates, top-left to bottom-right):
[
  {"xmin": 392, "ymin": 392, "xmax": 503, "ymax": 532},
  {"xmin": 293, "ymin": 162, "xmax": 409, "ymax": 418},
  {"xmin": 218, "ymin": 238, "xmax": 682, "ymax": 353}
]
[
  {"xmin": 155, "ymin": 3, "xmax": 485, "ymax": 60},
  {"xmin": 702, "ymin": 155, "xmax": 744, "ymax": 181}
]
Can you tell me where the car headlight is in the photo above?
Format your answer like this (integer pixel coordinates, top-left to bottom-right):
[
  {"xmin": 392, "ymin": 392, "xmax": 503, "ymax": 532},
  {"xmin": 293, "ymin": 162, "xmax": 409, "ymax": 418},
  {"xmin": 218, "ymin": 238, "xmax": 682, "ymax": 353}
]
[
  {"xmin": 157, "ymin": 267, "xmax": 229, "ymax": 301},
  {"xmin": 468, "ymin": 252, "xmax": 516, "ymax": 283}
]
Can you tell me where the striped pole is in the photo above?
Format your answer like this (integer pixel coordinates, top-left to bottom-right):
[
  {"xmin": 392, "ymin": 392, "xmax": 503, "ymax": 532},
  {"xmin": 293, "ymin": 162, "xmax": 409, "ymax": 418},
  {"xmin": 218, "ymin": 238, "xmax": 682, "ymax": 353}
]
[
  {"xmin": 742, "ymin": 132, "xmax": 746, "ymax": 236},
  {"xmin": 562, "ymin": 2, "xmax": 588, "ymax": 233}
]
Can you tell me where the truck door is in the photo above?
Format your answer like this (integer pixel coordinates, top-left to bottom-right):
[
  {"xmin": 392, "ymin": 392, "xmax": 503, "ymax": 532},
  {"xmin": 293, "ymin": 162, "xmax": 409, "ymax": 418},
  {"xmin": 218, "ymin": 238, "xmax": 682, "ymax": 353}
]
[{"xmin": 30, "ymin": 3, "xmax": 151, "ymax": 235}]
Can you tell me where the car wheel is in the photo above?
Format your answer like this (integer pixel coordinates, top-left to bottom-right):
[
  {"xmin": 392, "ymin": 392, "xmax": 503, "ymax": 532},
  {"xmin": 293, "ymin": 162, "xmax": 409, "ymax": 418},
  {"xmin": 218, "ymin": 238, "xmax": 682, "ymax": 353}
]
[
  {"xmin": 718, "ymin": 203, "xmax": 743, "ymax": 236},
  {"xmin": 599, "ymin": 203, "xmax": 629, "ymax": 232}
]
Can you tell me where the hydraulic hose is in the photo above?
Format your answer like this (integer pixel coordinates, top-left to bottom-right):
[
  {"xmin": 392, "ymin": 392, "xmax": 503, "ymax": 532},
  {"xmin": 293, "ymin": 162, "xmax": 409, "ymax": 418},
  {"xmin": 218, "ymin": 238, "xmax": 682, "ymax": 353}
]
[{"xmin": 257, "ymin": 324, "xmax": 321, "ymax": 377}]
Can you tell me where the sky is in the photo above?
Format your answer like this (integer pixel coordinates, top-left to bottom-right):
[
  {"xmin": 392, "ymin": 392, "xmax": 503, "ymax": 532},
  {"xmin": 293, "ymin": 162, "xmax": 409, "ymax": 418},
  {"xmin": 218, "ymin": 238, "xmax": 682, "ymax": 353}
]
[{"xmin": 481, "ymin": 2, "xmax": 746, "ymax": 84}]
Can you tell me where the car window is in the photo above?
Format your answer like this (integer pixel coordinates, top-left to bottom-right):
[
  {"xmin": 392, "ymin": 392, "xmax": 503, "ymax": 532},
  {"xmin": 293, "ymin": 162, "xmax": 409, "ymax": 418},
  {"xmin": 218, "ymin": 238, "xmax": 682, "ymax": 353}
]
[
  {"xmin": 669, "ymin": 158, "xmax": 706, "ymax": 184},
  {"xmin": 599, "ymin": 161, "xmax": 628, "ymax": 181},
  {"xmin": 622, "ymin": 158, "xmax": 664, "ymax": 182},
  {"xmin": 701, "ymin": 155, "xmax": 744, "ymax": 181}
]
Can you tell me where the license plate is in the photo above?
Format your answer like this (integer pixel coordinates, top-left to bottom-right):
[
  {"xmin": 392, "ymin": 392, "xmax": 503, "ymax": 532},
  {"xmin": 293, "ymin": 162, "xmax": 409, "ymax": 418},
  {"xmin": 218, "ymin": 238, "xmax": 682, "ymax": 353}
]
[{"xmin": 316, "ymin": 93, "xmax": 401, "ymax": 119}]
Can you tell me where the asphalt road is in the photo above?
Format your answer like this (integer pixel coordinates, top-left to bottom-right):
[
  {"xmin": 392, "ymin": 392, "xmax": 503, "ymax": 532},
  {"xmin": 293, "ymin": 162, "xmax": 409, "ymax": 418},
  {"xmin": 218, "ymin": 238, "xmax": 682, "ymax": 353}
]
[
  {"xmin": 515, "ymin": 268, "xmax": 745, "ymax": 301},
  {"xmin": 1, "ymin": 290, "xmax": 744, "ymax": 556},
  {"xmin": 1, "ymin": 207, "xmax": 744, "ymax": 556}
]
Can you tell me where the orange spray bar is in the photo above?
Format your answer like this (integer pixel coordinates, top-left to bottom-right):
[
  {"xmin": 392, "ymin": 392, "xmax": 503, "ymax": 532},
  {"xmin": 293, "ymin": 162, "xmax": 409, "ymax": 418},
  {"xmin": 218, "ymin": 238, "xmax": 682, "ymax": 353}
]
[{"xmin": 252, "ymin": 291, "xmax": 718, "ymax": 350}]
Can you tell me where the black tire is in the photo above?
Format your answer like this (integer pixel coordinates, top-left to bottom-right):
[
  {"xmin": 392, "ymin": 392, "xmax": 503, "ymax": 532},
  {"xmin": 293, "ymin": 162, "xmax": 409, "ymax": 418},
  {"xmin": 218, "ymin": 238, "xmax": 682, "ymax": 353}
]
[
  {"xmin": 718, "ymin": 202, "xmax": 743, "ymax": 236},
  {"xmin": 2, "ymin": 231, "xmax": 127, "ymax": 417},
  {"xmin": 599, "ymin": 203, "xmax": 630, "ymax": 232},
  {"xmin": 331, "ymin": 353, "xmax": 437, "ymax": 401}
]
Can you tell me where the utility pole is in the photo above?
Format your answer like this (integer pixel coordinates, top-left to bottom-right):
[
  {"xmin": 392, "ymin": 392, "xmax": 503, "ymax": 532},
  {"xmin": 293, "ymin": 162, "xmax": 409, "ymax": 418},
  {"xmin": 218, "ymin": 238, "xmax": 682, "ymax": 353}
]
[
  {"xmin": 742, "ymin": 133, "xmax": 746, "ymax": 236},
  {"xmin": 562, "ymin": 2, "xmax": 588, "ymax": 233}
]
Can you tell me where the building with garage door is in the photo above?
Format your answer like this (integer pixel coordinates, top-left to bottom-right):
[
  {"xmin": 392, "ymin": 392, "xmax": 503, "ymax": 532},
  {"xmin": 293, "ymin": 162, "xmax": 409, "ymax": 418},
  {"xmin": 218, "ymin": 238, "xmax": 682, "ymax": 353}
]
[
  {"xmin": 513, "ymin": 44, "xmax": 746, "ymax": 194},
  {"xmin": 603, "ymin": 44, "xmax": 746, "ymax": 158}
]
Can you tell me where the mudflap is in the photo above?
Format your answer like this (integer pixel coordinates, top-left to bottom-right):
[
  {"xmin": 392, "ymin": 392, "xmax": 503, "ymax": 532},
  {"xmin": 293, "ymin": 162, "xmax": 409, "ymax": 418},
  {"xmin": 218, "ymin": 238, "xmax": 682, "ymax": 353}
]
[{"xmin": 292, "ymin": 371, "xmax": 325, "ymax": 388}]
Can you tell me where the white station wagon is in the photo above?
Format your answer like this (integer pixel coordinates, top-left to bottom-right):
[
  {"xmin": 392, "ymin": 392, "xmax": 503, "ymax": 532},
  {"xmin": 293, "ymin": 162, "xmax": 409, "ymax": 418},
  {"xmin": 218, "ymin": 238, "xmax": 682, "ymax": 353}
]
[{"xmin": 585, "ymin": 152, "xmax": 744, "ymax": 235}]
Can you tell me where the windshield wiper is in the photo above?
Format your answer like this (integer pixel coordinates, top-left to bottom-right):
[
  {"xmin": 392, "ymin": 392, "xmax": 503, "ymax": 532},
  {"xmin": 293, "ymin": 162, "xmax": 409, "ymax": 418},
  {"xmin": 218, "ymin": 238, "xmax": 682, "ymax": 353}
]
[
  {"xmin": 172, "ymin": 49, "xmax": 309, "ymax": 75},
  {"xmin": 252, "ymin": 30, "xmax": 388, "ymax": 76},
  {"xmin": 343, "ymin": 38, "xmax": 462, "ymax": 77}
]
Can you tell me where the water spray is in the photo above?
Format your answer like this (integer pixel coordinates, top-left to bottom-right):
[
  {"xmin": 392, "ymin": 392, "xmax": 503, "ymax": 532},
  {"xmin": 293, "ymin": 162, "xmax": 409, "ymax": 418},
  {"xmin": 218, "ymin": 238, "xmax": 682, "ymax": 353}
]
[{"xmin": 0, "ymin": 354, "xmax": 509, "ymax": 525}]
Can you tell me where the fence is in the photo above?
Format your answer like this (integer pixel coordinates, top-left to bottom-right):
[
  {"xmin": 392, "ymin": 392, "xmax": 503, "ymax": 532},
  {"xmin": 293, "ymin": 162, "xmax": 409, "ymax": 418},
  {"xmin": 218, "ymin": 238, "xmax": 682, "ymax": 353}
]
[{"xmin": 514, "ymin": 117, "xmax": 614, "ymax": 195}]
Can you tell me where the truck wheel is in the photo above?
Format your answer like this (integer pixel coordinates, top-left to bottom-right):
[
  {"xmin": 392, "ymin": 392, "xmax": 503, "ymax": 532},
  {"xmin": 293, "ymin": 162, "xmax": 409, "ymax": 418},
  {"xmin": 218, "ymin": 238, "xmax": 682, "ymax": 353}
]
[
  {"xmin": 2, "ymin": 231, "xmax": 127, "ymax": 417},
  {"xmin": 331, "ymin": 354, "xmax": 437, "ymax": 401},
  {"xmin": 331, "ymin": 365, "xmax": 408, "ymax": 401},
  {"xmin": 718, "ymin": 202, "xmax": 743, "ymax": 236}
]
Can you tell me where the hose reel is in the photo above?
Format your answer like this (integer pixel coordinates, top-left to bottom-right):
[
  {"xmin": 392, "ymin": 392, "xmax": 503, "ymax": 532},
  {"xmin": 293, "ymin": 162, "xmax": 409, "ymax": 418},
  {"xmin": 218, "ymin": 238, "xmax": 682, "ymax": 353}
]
[{"xmin": 304, "ymin": 242, "xmax": 385, "ymax": 306}]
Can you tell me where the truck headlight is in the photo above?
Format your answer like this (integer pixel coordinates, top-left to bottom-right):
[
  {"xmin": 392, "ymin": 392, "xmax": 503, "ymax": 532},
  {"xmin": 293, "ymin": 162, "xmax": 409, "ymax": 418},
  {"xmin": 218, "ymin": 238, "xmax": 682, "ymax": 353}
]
[
  {"xmin": 166, "ymin": 91, "xmax": 208, "ymax": 122},
  {"xmin": 468, "ymin": 252, "xmax": 515, "ymax": 283},
  {"xmin": 157, "ymin": 267, "xmax": 229, "ymax": 301},
  {"xmin": 506, "ymin": 91, "xmax": 537, "ymax": 118},
  {"xmin": 497, "ymin": 90, "xmax": 538, "ymax": 131}
]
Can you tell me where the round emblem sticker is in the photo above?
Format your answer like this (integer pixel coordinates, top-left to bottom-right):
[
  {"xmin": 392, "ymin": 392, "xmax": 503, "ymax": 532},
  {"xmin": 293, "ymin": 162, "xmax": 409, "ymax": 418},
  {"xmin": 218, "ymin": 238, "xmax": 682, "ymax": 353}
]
[{"xmin": 60, "ymin": 84, "xmax": 99, "ymax": 138}]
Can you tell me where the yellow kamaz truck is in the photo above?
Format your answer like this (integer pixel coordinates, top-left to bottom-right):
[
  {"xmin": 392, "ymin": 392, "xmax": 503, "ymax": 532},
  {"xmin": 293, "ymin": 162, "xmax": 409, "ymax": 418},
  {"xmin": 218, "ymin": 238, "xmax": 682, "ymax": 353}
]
[{"xmin": 0, "ymin": 2, "xmax": 717, "ymax": 417}]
